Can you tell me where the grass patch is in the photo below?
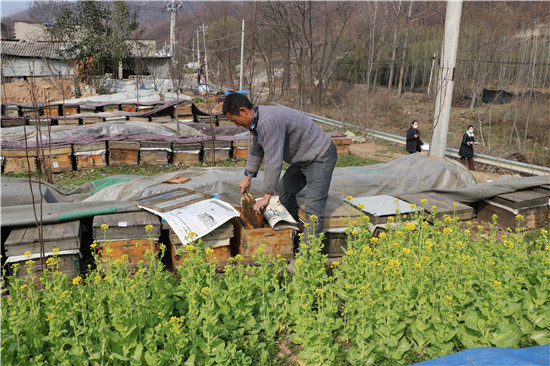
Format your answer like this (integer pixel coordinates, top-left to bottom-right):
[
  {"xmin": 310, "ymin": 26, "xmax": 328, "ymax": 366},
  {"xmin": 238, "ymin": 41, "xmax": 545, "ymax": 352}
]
[{"xmin": 336, "ymin": 154, "xmax": 381, "ymax": 167}]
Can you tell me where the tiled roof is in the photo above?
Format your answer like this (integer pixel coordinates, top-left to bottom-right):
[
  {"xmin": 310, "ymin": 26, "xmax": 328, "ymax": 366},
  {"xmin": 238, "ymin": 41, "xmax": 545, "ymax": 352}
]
[{"xmin": 1, "ymin": 41, "xmax": 66, "ymax": 59}]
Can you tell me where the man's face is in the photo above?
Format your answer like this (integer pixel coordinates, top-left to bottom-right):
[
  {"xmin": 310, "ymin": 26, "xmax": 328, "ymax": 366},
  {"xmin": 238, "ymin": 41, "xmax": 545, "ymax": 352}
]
[
  {"xmin": 226, "ymin": 107, "xmax": 253, "ymax": 129},
  {"xmin": 413, "ymin": 123, "xmax": 418, "ymax": 129}
]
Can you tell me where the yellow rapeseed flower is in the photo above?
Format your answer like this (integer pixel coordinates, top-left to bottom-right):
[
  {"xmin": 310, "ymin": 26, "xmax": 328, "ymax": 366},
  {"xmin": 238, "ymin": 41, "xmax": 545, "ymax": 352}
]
[
  {"xmin": 52, "ymin": 248, "xmax": 60, "ymax": 255},
  {"xmin": 101, "ymin": 224, "xmax": 109, "ymax": 231},
  {"xmin": 370, "ymin": 237, "xmax": 378, "ymax": 243},
  {"xmin": 295, "ymin": 258, "xmax": 303, "ymax": 266},
  {"xmin": 26, "ymin": 259, "xmax": 35, "ymax": 266},
  {"xmin": 346, "ymin": 249, "xmax": 354, "ymax": 256},
  {"xmin": 72, "ymin": 276, "xmax": 82, "ymax": 286},
  {"xmin": 357, "ymin": 203, "xmax": 365, "ymax": 210},
  {"xmin": 379, "ymin": 232, "xmax": 387, "ymax": 239},
  {"xmin": 90, "ymin": 243, "xmax": 98, "ymax": 249},
  {"xmin": 23, "ymin": 251, "xmax": 32, "ymax": 258},
  {"xmin": 443, "ymin": 228, "xmax": 453, "ymax": 234},
  {"xmin": 346, "ymin": 195, "xmax": 353, "ymax": 202},
  {"xmin": 540, "ymin": 229, "xmax": 548, "ymax": 234},
  {"xmin": 431, "ymin": 205, "xmax": 437, "ymax": 211},
  {"xmin": 300, "ymin": 243, "xmax": 309, "ymax": 250},
  {"xmin": 20, "ymin": 284, "xmax": 28, "ymax": 291},
  {"xmin": 351, "ymin": 230, "xmax": 359, "ymax": 236},
  {"xmin": 145, "ymin": 224, "xmax": 154, "ymax": 233},
  {"xmin": 205, "ymin": 248, "xmax": 214, "ymax": 256},
  {"xmin": 309, "ymin": 214, "xmax": 318, "ymax": 223},
  {"xmin": 516, "ymin": 214, "xmax": 524, "ymax": 221},
  {"xmin": 453, "ymin": 203, "xmax": 459, "ymax": 208},
  {"xmin": 313, "ymin": 288, "xmax": 325, "ymax": 298},
  {"xmin": 186, "ymin": 244, "xmax": 195, "ymax": 252},
  {"xmin": 201, "ymin": 287, "xmax": 210, "ymax": 296},
  {"xmin": 405, "ymin": 222, "xmax": 416, "ymax": 231},
  {"xmin": 421, "ymin": 199, "xmax": 428, "ymax": 204}
]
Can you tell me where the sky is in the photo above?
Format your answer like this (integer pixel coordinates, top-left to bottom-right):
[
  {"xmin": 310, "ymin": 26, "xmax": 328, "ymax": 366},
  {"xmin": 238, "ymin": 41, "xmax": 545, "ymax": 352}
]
[{"xmin": 1, "ymin": 0, "xmax": 33, "ymax": 18}]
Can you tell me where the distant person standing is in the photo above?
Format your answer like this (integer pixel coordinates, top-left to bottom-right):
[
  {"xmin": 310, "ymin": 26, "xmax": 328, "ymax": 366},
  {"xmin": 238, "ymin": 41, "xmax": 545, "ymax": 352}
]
[
  {"xmin": 459, "ymin": 124, "xmax": 477, "ymax": 171},
  {"xmin": 406, "ymin": 120, "xmax": 423, "ymax": 154}
]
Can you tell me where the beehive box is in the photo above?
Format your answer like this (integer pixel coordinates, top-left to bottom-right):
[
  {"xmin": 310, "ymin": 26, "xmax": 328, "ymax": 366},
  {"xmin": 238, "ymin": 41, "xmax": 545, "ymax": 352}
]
[
  {"xmin": 166, "ymin": 221, "xmax": 234, "ymax": 268},
  {"xmin": 28, "ymin": 117, "xmax": 52, "ymax": 127},
  {"xmin": 73, "ymin": 142, "xmax": 107, "ymax": 170},
  {"xmin": 150, "ymin": 115, "xmax": 172, "ymax": 123},
  {"xmin": 353, "ymin": 195, "xmax": 423, "ymax": 224},
  {"xmin": 399, "ymin": 192, "xmax": 475, "ymax": 222},
  {"xmin": 21, "ymin": 107, "xmax": 40, "ymax": 118},
  {"xmin": 203, "ymin": 140, "xmax": 231, "ymax": 163},
  {"xmin": 5, "ymin": 104, "xmax": 20, "ymax": 117},
  {"xmin": 81, "ymin": 116, "xmax": 103, "ymax": 125},
  {"xmin": 231, "ymin": 208, "xmax": 295, "ymax": 263},
  {"xmin": 40, "ymin": 145, "xmax": 73, "ymax": 173},
  {"xmin": 1, "ymin": 117, "xmax": 25, "ymax": 127},
  {"xmin": 6, "ymin": 250, "xmax": 81, "ymax": 284},
  {"xmin": 57, "ymin": 116, "xmax": 80, "ymax": 126},
  {"xmin": 5, "ymin": 220, "xmax": 82, "ymax": 257},
  {"xmin": 121, "ymin": 104, "xmax": 137, "ymax": 112},
  {"xmin": 331, "ymin": 136, "xmax": 352, "ymax": 156},
  {"xmin": 140, "ymin": 141, "xmax": 171, "ymax": 166},
  {"xmin": 477, "ymin": 190, "xmax": 548, "ymax": 229},
  {"xmin": 43, "ymin": 106, "xmax": 60, "ymax": 117},
  {"xmin": 92, "ymin": 211, "xmax": 161, "ymax": 271},
  {"xmin": 2, "ymin": 148, "xmax": 38, "ymax": 174},
  {"xmin": 232, "ymin": 140, "xmax": 250, "ymax": 160},
  {"xmin": 172, "ymin": 143, "xmax": 202, "ymax": 166},
  {"xmin": 61, "ymin": 106, "xmax": 79, "ymax": 116},
  {"xmin": 217, "ymin": 115, "xmax": 233, "ymax": 127},
  {"xmin": 108, "ymin": 141, "xmax": 140, "ymax": 166},
  {"xmin": 176, "ymin": 104, "xmax": 192, "ymax": 117}
]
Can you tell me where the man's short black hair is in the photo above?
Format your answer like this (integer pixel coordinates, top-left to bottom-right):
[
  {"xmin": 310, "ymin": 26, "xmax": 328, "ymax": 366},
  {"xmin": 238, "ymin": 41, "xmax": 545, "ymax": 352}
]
[
  {"xmin": 467, "ymin": 124, "xmax": 474, "ymax": 129},
  {"xmin": 411, "ymin": 120, "xmax": 418, "ymax": 125},
  {"xmin": 222, "ymin": 93, "xmax": 254, "ymax": 115}
]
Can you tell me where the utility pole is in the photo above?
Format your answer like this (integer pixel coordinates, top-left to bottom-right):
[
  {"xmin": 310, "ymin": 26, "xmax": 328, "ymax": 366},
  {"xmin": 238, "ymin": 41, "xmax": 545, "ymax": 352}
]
[
  {"xmin": 164, "ymin": 0, "xmax": 181, "ymax": 58},
  {"xmin": 200, "ymin": 23, "xmax": 209, "ymax": 82},
  {"xmin": 239, "ymin": 19, "xmax": 245, "ymax": 91},
  {"xmin": 430, "ymin": 0, "xmax": 463, "ymax": 159}
]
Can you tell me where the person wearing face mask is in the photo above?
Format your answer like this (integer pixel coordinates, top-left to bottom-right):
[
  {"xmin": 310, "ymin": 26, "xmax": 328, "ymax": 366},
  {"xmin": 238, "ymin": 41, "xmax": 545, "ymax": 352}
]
[
  {"xmin": 458, "ymin": 124, "xmax": 477, "ymax": 171},
  {"xmin": 406, "ymin": 120, "xmax": 423, "ymax": 154}
]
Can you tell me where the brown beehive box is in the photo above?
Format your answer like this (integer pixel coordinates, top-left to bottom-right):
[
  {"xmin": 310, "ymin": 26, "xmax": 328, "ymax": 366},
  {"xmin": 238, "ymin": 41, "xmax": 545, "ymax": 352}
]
[
  {"xmin": 40, "ymin": 145, "xmax": 73, "ymax": 173},
  {"xmin": 203, "ymin": 140, "xmax": 231, "ymax": 163},
  {"xmin": 43, "ymin": 106, "xmax": 59, "ymax": 117},
  {"xmin": 7, "ymin": 251, "xmax": 81, "ymax": 285},
  {"xmin": 93, "ymin": 211, "xmax": 161, "ymax": 271},
  {"xmin": 398, "ymin": 192, "xmax": 475, "ymax": 223},
  {"xmin": 121, "ymin": 104, "xmax": 137, "ymax": 112},
  {"xmin": 1, "ymin": 148, "xmax": 38, "ymax": 174},
  {"xmin": 232, "ymin": 140, "xmax": 250, "ymax": 161},
  {"xmin": 176, "ymin": 104, "xmax": 192, "ymax": 116},
  {"xmin": 477, "ymin": 190, "xmax": 548, "ymax": 229},
  {"xmin": 62, "ymin": 106, "xmax": 79, "ymax": 116},
  {"xmin": 172, "ymin": 143, "xmax": 202, "ymax": 166},
  {"xmin": 57, "ymin": 117, "xmax": 80, "ymax": 126},
  {"xmin": 81, "ymin": 117, "xmax": 103, "ymax": 125},
  {"xmin": 331, "ymin": 136, "xmax": 352, "ymax": 156},
  {"xmin": 73, "ymin": 142, "xmax": 107, "ymax": 170},
  {"xmin": 5, "ymin": 104, "xmax": 20, "ymax": 117},
  {"xmin": 1, "ymin": 117, "xmax": 25, "ymax": 127},
  {"xmin": 165, "ymin": 221, "xmax": 234, "ymax": 268},
  {"xmin": 139, "ymin": 141, "xmax": 171, "ymax": 166},
  {"xmin": 108, "ymin": 141, "xmax": 140, "ymax": 166},
  {"xmin": 231, "ymin": 208, "xmax": 295, "ymax": 263}
]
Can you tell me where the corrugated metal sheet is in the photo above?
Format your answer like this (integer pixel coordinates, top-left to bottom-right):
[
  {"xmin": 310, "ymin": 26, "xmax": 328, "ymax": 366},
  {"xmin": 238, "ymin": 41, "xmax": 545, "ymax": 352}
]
[
  {"xmin": 1, "ymin": 41, "xmax": 65, "ymax": 59},
  {"xmin": 1, "ymin": 58, "xmax": 73, "ymax": 78}
]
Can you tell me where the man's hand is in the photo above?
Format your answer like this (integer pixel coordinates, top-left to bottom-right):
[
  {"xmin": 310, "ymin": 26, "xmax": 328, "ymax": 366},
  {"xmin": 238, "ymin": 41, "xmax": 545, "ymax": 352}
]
[
  {"xmin": 239, "ymin": 176, "xmax": 252, "ymax": 194},
  {"xmin": 254, "ymin": 194, "xmax": 271, "ymax": 214}
]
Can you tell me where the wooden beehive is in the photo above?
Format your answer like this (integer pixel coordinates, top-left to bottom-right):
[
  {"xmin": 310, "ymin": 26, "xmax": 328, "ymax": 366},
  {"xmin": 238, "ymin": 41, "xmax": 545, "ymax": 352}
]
[
  {"xmin": 232, "ymin": 140, "xmax": 250, "ymax": 160},
  {"xmin": 216, "ymin": 115, "xmax": 233, "ymax": 127},
  {"xmin": 2, "ymin": 148, "xmax": 38, "ymax": 174},
  {"xmin": 73, "ymin": 142, "xmax": 107, "ymax": 170},
  {"xmin": 81, "ymin": 116, "xmax": 103, "ymax": 125},
  {"xmin": 40, "ymin": 145, "xmax": 73, "ymax": 173},
  {"xmin": 7, "ymin": 251, "xmax": 82, "ymax": 284},
  {"xmin": 165, "ymin": 221, "xmax": 233, "ymax": 268},
  {"xmin": 121, "ymin": 104, "xmax": 137, "ymax": 112},
  {"xmin": 203, "ymin": 140, "xmax": 231, "ymax": 163},
  {"xmin": 1, "ymin": 117, "xmax": 25, "ymax": 127},
  {"xmin": 43, "ymin": 106, "xmax": 59, "ymax": 117},
  {"xmin": 172, "ymin": 143, "xmax": 202, "ymax": 166},
  {"xmin": 28, "ymin": 117, "xmax": 52, "ymax": 127},
  {"xmin": 477, "ymin": 190, "xmax": 548, "ymax": 229},
  {"xmin": 176, "ymin": 104, "xmax": 192, "ymax": 117},
  {"xmin": 5, "ymin": 220, "xmax": 82, "ymax": 257},
  {"xmin": 57, "ymin": 116, "xmax": 80, "ymax": 126},
  {"xmin": 5, "ymin": 104, "xmax": 20, "ymax": 117},
  {"xmin": 92, "ymin": 211, "xmax": 161, "ymax": 271},
  {"xmin": 231, "ymin": 208, "xmax": 296, "ymax": 263},
  {"xmin": 331, "ymin": 136, "xmax": 352, "ymax": 156},
  {"xmin": 139, "ymin": 141, "xmax": 171, "ymax": 166},
  {"xmin": 61, "ymin": 106, "xmax": 79, "ymax": 116},
  {"xmin": 108, "ymin": 141, "xmax": 140, "ymax": 166},
  {"xmin": 399, "ymin": 192, "xmax": 475, "ymax": 223}
]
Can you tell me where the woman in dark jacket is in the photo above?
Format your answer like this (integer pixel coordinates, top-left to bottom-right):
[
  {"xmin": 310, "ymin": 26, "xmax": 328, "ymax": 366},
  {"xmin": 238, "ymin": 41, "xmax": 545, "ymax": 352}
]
[
  {"xmin": 459, "ymin": 124, "xmax": 477, "ymax": 171},
  {"xmin": 406, "ymin": 120, "xmax": 423, "ymax": 154}
]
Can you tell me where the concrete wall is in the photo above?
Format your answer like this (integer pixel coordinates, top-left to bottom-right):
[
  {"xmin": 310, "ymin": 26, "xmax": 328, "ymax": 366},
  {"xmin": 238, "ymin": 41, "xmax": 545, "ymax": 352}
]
[
  {"xmin": 2, "ymin": 57, "xmax": 73, "ymax": 78},
  {"xmin": 14, "ymin": 21, "xmax": 49, "ymax": 41}
]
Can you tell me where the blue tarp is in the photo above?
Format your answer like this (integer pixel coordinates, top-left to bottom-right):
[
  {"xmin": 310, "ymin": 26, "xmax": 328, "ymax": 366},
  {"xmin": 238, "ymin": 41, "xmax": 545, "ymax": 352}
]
[{"xmin": 413, "ymin": 345, "xmax": 550, "ymax": 365}]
